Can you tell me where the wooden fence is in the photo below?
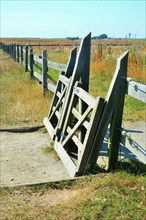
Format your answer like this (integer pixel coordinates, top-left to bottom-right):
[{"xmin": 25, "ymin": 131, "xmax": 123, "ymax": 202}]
[
  {"xmin": 0, "ymin": 42, "xmax": 74, "ymax": 94},
  {"xmin": 1, "ymin": 34, "xmax": 146, "ymax": 177}
]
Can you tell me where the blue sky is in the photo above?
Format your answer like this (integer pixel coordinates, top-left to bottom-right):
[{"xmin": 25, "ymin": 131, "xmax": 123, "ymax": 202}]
[{"xmin": 1, "ymin": 0, "xmax": 145, "ymax": 38}]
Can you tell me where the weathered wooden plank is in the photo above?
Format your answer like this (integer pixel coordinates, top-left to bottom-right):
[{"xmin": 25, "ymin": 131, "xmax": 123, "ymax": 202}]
[
  {"xmin": 78, "ymin": 97, "xmax": 105, "ymax": 175},
  {"xmin": 59, "ymin": 74, "xmax": 70, "ymax": 87},
  {"xmin": 88, "ymin": 51, "xmax": 129, "ymax": 169},
  {"xmin": 62, "ymin": 106, "xmax": 92, "ymax": 146},
  {"xmin": 52, "ymin": 107, "xmax": 60, "ymax": 119},
  {"xmin": 33, "ymin": 56, "xmax": 68, "ymax": 72},
  {"xmin": 65, "ymin": 47, "xmax": 77, "ymax": 78},
  {"xmin": 33, "ymin": 55, "xmax": 43, "ymax": 64},
  {"xmin": 56, "ymin": 33, "xmax": 91, "ymax": 139},
  {"xmin": 48, "ymin": 87, "xmax": 67, "ymax": 121},
  {"xmin": 33, "ymin": 71, "xmax": 42, "ymax": 82},
  {"xmin": 120, "ymin": 129, "xmax": 146, "ymax": 164},
  {"xmin": 43, "ymin": 117, "xmax": 55, "ymax": 140},
  {"xmin": 54, "ymin": 141, "xmax": 77, "ymax": 177},
  {"xmin": 67, "ymin": 126, "xmax": 83, "ymax": 151},
  {"xmin": 126, "ymin": 78, "xmax": 146, "ymax": 103},
  {"xmin": 47, "ymin": 83, "xmax": 56, "ymax": 93},
  {"xmin": 73, "ymin": 87, "xmax": 96, "ymax": 108},
  {"xmin": 72, "ymin": 107, "xmax": 89, "ymax": 129},
  {"xmin": 56, "ymin": 91, "xmax": 61, "ymax": 99},
  {"xmin": 106, "ymin": 52, "xmax": 129, "ymax": 170},
  {"xmin": 48, "ymin": 61, "xmax": 67, "ymax": 72}
]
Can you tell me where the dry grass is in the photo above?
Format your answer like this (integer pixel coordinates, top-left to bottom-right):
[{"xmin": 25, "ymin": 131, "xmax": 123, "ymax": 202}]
[
  {"xmin": 1, "ymin": 38, "xmax": 146, "ymax": 126},
  {"xmin": 0, "ymin": 51, "xmax": 51, "ymax": 126},
  {"xmin": 0, "ymin": 170, "xmax": 146, "ymax": 220}
]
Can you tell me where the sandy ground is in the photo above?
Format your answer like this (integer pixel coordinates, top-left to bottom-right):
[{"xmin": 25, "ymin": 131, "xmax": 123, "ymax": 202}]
[
  {"xmin": 0, "ymin": 121, "xmax": 145, "ymax": 187},
  {"xmin": 0, "ymin": 130, "xmax": 71, "ymax": 187}
]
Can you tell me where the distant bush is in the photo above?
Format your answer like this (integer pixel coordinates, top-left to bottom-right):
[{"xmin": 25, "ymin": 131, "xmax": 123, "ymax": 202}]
[
  {"xmin": 92, "ymin": 34, "xmax": 108, "ymax": 39},
  {"xmin": 66, "ymin": 37, "xmax": 80, "ymax": 40}
]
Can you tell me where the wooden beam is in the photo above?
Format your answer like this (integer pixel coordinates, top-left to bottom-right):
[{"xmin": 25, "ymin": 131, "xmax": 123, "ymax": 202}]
[
  {"xmin": 25, "ymin": 46, "xmax": 28, "ymax": 72},
  {"xmin": 126, "ymin": 78, "xmax": 146, "ymax": 103},
  {"xmin": 106, "ymin": 54, "xmax": 128, "ymax": 170},
  {"xmin": 56, "ymin": 33, "xmax": 91, "ymax": 139},
  {"xmin": 42, "ymin": 50, "xmax": 48, "ymax": 95},
  {"xmin": 88, "ymin": 51, "xmax": 129, "ymax": 169},
  {"xmin": 48, "ymin": 61, "xmax": 67, "ymax": 72}
]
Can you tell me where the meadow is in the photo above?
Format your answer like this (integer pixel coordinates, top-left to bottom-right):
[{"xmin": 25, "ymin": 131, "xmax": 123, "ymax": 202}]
[
  {"xmin": 0, "ymin": 38, "xmax": 146, "ymax": 220},
  {"xmin": 0, "ymin": 38, "xmax": 145, "ymax": 126}
]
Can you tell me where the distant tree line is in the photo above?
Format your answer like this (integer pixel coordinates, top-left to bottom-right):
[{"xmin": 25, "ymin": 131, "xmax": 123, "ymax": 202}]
[
  {"xmin": 66, "ymin": 36, "xmax": 80, "ymax": 40},
  {"xmin": 66, "ymin": 34, "xmax": 108, "ymax": 40},
  {"xmin": 91, "ymin": 34, "xmax": 108, "ymax": 39}
]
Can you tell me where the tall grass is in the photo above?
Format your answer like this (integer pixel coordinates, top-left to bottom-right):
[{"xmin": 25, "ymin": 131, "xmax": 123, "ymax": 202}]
[
  {"xmin": 0, "ymin": 39, "xmax": 145, "ymax": 126},
  {"xmin": 0, "ymin": 51, "xmax": 51, "ymax": 126},
  {"xmin": 89, "ymin": 43, "xmax": 146, "ymax": 121}
]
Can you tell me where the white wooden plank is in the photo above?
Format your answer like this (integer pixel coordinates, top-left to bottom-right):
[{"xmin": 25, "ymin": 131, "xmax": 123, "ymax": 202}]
[
  {"xmin": 48, "ymin": 87, "xmax": 67, "ymax": 121},
  {"xmin": 120, "ymin": 126, "xmax": 146, "ymax": 164},
  {"xmin": 126, "ymin": 78, "xmax": 146, "ymax": 103},
  {"xmin": 72, "ymin": 107, "xmax": 89, "ymax": 129},
  {"xmin": 33, "ymin": 71, "xmax": 42, "ymax": 82},
  {"xmin": 56, "ymin": 91, "xmax": 61, "ymax": 99},
  {"xmin": 54, "ymin": 141, "xmax": 77, "ymax": 177},
  {"xmin": 73, "ymin": 86, "xmax": 96, "ymax": 108},
  {"xmin": 47, "ymin": 83, "xmax": 56, "ymax": 93},
  {"xmin": 62, "ymin": 107, "xmax": 92, "ymax": 146},
  {"xmin": 78, "ymin": 97, "xmax": 105, "ymax": 173},
  {"xmin": 59, "ymin": 74, "xmax": 70, "ymax": 87},
  {"xmin": 43, "ymin": 117, "xmax": 55, "ymax": 140},
  {"xmin": 34, "ymin": 55, "xmax": 43, "ymax": 64},
  {"xmin": 67, "ymin": 126, "xmax": 83, "ymax": 151},
  {"xmin": 48, "ymin": 61, "xmax": 67, "ymax": 72}
]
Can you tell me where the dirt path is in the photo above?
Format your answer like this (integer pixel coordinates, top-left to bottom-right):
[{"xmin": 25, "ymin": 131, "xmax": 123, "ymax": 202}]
[
  {"xmin": 0, "ymin": 121, "xmax": 145, "ymax": 187},
  {"xmin": 0, "ymin": 130, "xmax": 71, "ymax": 187}
]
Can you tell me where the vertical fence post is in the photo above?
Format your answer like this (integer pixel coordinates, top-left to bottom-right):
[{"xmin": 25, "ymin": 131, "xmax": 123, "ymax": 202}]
[
  {"xmin": 17, "ymin": 44, "xmax": 19, "ymax": 62},
  {"xmin": 25, "ymin": 45, "xmax": 28, "ymax": 72},
  {"xmin": 30, "ymin": 48, "xmax": 34, "ymax": 79},
  {"xmin": 14, "ymin": 44, "xmax": 17, "ymax": 61},
  {"xmin": 42, "ymin": 50, "xmax": 48, "ymax": 95},
  {"xmin": 21, "ymin": 45, "xmax": 23, "ymax": 63},
  {"xmin": 9, "ymin": 44, "xmax": 12, "ymax": 57},
  {"xmin": 12, "ymin": 44, "xmax": 15, "ymax": 60}
]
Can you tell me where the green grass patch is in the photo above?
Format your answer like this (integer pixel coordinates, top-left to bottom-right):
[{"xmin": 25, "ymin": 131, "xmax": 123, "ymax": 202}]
[
  {"xmin": 1, "ymin": 170, "xmax": 145, "ymax": 220},
  {"xmin": 90, "ymin": 72, "xmax": 146, "ymax": 122},
  {"xmin": 42, "ymin": 142, "xmax": 60, "ymax": 161}
]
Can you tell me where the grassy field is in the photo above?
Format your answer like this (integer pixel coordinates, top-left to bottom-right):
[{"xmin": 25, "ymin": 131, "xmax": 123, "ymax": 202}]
[
  {"xmin": 0, "ymin": 38, "xmax": 145, "ymax": 125},
  {"xmin": 0, "ymin": 38, "xmax": 146, "ymax": 220},
  {"xmin": 0, "ymin": 51, "xmax": 52, "ymax": 126},
  {"xmin": 0, "ymin": 167, "xmax": 146, "ymax": 220}
]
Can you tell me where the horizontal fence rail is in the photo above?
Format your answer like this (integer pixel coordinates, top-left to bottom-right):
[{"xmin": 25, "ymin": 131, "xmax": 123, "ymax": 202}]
[
  {"xmin": 126, "ymin": 78, "xmax": 146, "ymax": 103},
  {"xmin": 0, "ymin": 42, "xmax": 69, "ymax": 94},
  {"xmin": 33, "ymin": 55, "xmax": 67, "ymax": 71}
]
